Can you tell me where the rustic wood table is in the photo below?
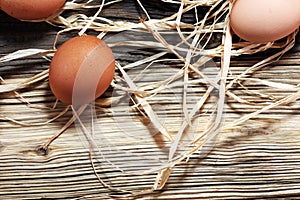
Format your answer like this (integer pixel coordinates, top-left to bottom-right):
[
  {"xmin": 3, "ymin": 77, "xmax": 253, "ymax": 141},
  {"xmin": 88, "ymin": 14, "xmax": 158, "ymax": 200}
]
[{"xmin": 1, "ymin": 1, "xmax": 300, "ymax": 199}]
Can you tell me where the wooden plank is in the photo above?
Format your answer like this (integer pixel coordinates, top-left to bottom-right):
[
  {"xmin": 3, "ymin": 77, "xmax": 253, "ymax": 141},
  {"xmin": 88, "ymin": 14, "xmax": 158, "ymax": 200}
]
[{"xmin": 1, "ymin": 1, "xmax": 300, "ymax": 199}]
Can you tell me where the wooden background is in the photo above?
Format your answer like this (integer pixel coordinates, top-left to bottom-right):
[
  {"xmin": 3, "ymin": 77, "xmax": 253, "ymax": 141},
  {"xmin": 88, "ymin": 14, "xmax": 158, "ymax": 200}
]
[{"xmin": 1, "ymin": 1, "xmax": 300, "ymax": 199}]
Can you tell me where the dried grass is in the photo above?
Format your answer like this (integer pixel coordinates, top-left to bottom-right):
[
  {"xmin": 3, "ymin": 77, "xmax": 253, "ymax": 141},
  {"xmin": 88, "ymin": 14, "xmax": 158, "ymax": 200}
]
[{"xmin": 1, "ymin": 0, "xmax": 299, "ymax": 195}]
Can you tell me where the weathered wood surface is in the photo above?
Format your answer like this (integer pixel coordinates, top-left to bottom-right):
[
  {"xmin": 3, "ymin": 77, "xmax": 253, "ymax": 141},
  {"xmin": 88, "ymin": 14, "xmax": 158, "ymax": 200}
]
[{"xmin": 1, "ymin": 1, "xmax": 300, "ymax": 199}]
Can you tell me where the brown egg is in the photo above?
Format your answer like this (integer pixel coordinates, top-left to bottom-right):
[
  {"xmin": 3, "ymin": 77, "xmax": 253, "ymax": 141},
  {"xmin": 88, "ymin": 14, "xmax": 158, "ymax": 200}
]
[
  {"xmin": 0, "ymin": 0, "xmax": 66, "ymax": 21},
  {"xmin": 230, "ymin": 0, "xmax": 300, "ymax": 43},
  {"xmin": 49, "ymin": 35, "xmax": 115, "ymax": 105}
]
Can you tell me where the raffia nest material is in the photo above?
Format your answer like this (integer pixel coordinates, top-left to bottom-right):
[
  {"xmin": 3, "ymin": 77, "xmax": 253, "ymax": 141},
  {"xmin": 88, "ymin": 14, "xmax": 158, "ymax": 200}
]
[{"xmin": 1, "ymin": 0, "xmax": 299, "ymax": 196}]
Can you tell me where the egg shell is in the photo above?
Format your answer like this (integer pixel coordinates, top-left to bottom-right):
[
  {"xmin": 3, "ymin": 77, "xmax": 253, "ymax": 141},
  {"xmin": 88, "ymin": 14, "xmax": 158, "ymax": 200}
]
[
  {"xmin": 49, "ymin": 35, "xmax": 115, "ymax": 105},
  {"xmin": 0, "ymin": 0, "xmax": 66, "ymax": 21},
  {"xmin": 230, "ymin": 0, "xmax": 300, "ymax": 43}
]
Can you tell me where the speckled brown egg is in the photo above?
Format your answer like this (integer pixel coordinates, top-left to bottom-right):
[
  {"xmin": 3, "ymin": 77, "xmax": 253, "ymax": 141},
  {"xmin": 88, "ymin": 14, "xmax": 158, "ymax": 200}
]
[
  {"xmin": 0, "ymin": 0, "xmax": 66, "ymax": 21},
  {"xmin": 49, "ymin": 35, "xmax": 115, "ymax": 105}
]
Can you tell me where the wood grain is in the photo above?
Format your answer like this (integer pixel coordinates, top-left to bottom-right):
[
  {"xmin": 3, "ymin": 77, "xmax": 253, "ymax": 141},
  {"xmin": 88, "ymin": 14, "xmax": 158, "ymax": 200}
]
[{"xmin": 1, "ymin": 1, "xmax": 300, "ymax": 199}]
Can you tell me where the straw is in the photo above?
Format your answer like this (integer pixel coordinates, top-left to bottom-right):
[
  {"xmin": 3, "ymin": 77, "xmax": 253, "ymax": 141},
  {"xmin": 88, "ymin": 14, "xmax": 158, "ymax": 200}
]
[{"xmin": 1, "ymin": 0, "xmax": 298, "ymax": 194}]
